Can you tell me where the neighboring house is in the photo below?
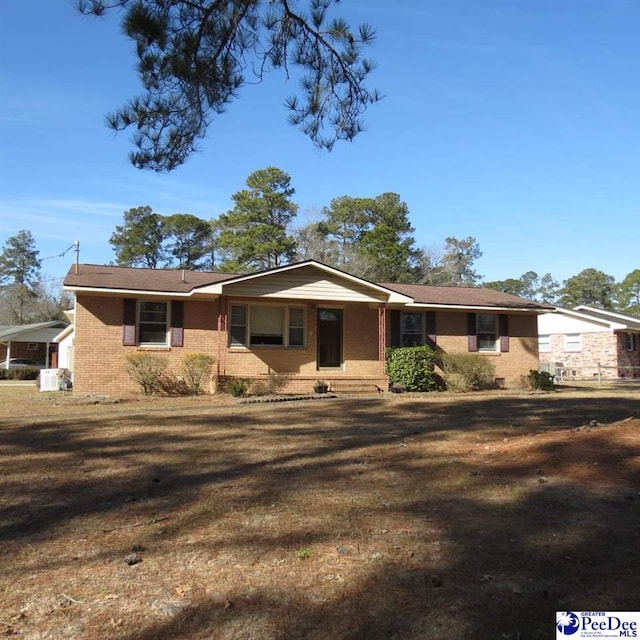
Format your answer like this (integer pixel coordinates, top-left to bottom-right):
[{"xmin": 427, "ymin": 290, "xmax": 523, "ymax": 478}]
[
  {"xmin": 63, "ymin": 261, "xmax": 553, "ymax": 395},
  {"xmin": 0, "ymin": 321, "xmax": 69, "ymax": 369},
  {"xmin": 538, "ymin": 306, "xmax": 640, "ymax": 380},
  {"xmin": 53, "ymin": 309, "xmax": 75, "ymax": 375}
]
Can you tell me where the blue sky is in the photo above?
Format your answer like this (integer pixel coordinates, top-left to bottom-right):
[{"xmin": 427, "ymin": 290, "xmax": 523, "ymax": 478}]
[{"xmin": 1, "ymin": 0, "xmax": 639, "ymax": 288}]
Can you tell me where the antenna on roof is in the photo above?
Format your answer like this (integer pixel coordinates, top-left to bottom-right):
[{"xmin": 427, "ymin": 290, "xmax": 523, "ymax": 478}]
[{"xmin": 74, "ymin": 241, "xmax": 80, "ymax": 274}]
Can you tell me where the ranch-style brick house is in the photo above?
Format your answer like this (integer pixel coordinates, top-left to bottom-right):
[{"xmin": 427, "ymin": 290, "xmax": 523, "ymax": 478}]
[{"xmin": 63, "ymin": 260, "xmax": 553, "ymax": 395}]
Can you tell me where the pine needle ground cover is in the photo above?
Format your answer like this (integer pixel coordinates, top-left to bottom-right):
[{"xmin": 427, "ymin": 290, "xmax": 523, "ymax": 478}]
[{"xmin": 0, "ymin": 384, "xmax": 638, "ymax": 640}]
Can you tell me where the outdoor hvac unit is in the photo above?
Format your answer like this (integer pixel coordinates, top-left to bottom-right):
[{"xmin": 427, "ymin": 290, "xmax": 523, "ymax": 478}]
[{"xmin": 39, "ymin": 369, "xmax": 59, "ymax": 392}]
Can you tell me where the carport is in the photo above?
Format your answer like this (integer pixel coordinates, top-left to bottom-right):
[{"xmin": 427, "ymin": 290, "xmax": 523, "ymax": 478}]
[{"xmin": 0, "ymin": 321, "xmax": 68, "ymax": 369}]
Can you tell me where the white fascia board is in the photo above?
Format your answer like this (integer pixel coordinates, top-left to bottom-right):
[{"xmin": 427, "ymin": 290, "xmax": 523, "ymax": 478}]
[
  {"xmin": 64, "ymin": 286, "xmax": 200, "ymax": 298},
  {"xmin": 191, "ymin": 282, "xmax": 223, "ymax": 295},
  {"xmin": 403, "ymin": 303, "xmax": 544, "ymax": 313},
  {"xmin": 53, "ymin": 325, "xmax": 74, "ymax": 343},
  {"xmin": 574, "ymin": 305, "xmax": 640, "ymax": 328}
]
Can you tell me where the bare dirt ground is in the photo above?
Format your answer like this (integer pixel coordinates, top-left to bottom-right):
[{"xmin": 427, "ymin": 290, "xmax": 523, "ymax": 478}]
[{"xmin": 0, "ymin": 383, "xmax": 638, "ymax": 640}]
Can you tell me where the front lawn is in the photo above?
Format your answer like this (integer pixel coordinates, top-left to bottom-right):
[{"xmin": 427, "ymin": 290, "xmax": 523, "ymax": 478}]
[{"xmin": 0, "ymin": 385, "xmax": 638, "ymax": 639}]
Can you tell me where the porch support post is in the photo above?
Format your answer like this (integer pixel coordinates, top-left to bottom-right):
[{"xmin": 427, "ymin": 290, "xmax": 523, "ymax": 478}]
[{"xmin": 378, "ymin": 302, "xmax": 386, "ymax": 376}]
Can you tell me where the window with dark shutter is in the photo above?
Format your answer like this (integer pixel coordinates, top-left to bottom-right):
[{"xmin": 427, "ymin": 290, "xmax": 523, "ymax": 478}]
[
  {"xmin": 499, "ymin": 315, "xmax": 509, "ymax": 352},
  {"xmin": 122, "ymin": 298, "xmax": 136, "ymax": 346},
  {"xmin": 426, "ymin": 311, "xmax": 436, "ymax": 347},
  {"xmin": 171, "ymin": 301, "xmax": 184, "ymax": 347},
  {"xmin": 467, "ymin": 313, "xmax": 478, "ymax": 352},
  {"xmin": 389, "ymin": 310, "xmax": 401, "ymax": 347}
]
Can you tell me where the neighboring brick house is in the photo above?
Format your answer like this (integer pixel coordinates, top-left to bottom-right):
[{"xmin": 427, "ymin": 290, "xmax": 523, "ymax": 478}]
[
  {"xmin": 63, "ymin": 260, "xmax": 552, "ymax": 395},
  {"xmin": 538, "ymin": 306, "xmax": 640, "ymax": 380},
  {"xmin": 0, "ymin": 321, "xmax": 68, "ymax": 368}
]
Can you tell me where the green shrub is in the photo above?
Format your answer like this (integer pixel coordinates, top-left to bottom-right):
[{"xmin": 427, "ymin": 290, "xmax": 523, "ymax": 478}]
[
  {"xmin": 226, "ymin": 377, "xmax": 250, "ymax": 398},
  {"xmin": 180, "ymin": 353, "xmax": 215, "ymax": 395},
  {"xmin": 125, "ymin": 353, "xmax": 168, "ymax": 395},
  {"xmin": 526, "ymin": 369, "xmax": 555, "ymax": 391},
  {"xmin": 441, "ymin": 353, "xmax": 496, "ymax": 391},
  {"xmin": 386, "ymin": 346, "xmax": 437, "ymax": 392},
  {"xmin": 9, "ymin": 368, "xmax": 40, "ymax": 381}
]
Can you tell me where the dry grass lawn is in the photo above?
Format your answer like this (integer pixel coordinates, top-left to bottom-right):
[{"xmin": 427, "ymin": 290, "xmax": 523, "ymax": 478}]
[{"xmin": 0, "ymin": 383, "xmax": 638, "ymax": 640}]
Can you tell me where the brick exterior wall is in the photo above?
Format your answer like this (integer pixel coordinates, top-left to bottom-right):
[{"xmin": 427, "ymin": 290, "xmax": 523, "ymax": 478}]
[
  {"xmin": 540, "ymin": 331, "xmax": 640, "ymax": 380},
  {"xmin": 74, "ymin": 295, "xmax": 219, "ymax": 395},
  {"xmin": 434, "ymin": 311, "xmax": 539, "ymax": 386},
  {"xmin": 73, "ymin": 294, "xmax": 541, "ymax": 395},
  {"xmin": 617, "ymin": 333, "xmax": 640, "ymax": 378}
]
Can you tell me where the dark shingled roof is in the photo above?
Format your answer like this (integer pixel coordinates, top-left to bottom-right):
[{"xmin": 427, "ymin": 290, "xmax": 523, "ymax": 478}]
[
  {"xmin": 63, "ymin": 264, "xmax": 236, "ymax": 293},
  {"xmin": 64, "ymin": 263, "xmax": 552, "ymax": 310},
  {"xmin": 379, "ymin": 282, "xmax": 553, "ymax": 310}
]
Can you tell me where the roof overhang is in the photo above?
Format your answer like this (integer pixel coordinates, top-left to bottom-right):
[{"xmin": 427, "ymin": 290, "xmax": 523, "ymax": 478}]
[
  {"xmin": 546, "ymin": 307, "xmax": 628, "ymax": 330},
  {"xmin": 403, "ymin": 303, "xmax": 549, "ymax": 313},
  {"xmin": 64, "ymin": 286, "xmax": 204, "ymax": 299}
]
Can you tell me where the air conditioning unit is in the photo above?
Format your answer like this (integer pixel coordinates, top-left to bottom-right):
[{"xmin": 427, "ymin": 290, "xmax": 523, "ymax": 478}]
[{"xmin": 39, "ymin": 369, "xmax": 59, "ymax": 392}]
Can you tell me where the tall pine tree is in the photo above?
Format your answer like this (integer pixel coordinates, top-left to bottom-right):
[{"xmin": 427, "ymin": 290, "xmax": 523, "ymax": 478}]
[{"xmin": 216, "ymin": 167, "xmax": 298, "ymax": 273}]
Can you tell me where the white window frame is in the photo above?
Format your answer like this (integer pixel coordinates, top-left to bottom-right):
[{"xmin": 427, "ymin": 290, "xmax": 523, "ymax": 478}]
[
  {"xmin": 229, "ymin": 304, "xmax": 305, "ymax": 349},
  {"xmin": 401, "ymin": 311, "xmax": 425, "ymax": 347},
  {"xmin": 229, "ymin": 304, "xmax": 248, "ymax": 347},
  {"xmin": 564, "ymin": 333, "xmax": 582, "ymax": 352},
  {"xmin": 477, "ymin": 314, "xmax": 498, "ymax": 352},
  {"xmin": 625, "ymin": 332, "xmax": 638, "ymax": 352},
  {"xmin": 538, "ymin": 335, "xmax": 551, "ymax": 353},
  {"xmin": 137, "ymin": 300, "xmax": 169, "ymax": 346},
  {"xmin": 288, "ymin": 306, "xmax": 305, "ymax": 348}
]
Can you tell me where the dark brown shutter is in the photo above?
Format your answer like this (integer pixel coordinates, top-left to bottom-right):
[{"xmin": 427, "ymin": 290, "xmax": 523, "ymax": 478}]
[
  {"xmin": 499, "ymin": 314, "xmax": 509, "ymax": 352},
  {"xmin": 171, "ymin": 301, "xmax": 184, "ymax": 347},
  {"xmin": 122, "ymin": 298, "xmax": 136, "ymax": 346},
  {"xmin": 426, "ymin": 311, "xmax": 436, "ymax": 347},
  {"xmin": 389, "ymin": 310, "xmax": 401, "ymax": 347},
  {"xmin": 467, "ymin": 313, "xmax": 478, "ymax": 352}
]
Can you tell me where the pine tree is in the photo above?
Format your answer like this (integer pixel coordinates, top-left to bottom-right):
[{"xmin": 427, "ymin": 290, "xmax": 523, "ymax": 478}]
[
  {"xmin": 216, "ymin": 167, "xmax": 298, "ymax": 272},
  {"xmin": 78, "ymin": 0, "xmax": 380, "ymax": 171},
  {"xmin": 0, "ymin": 230, "xmax": 42, "ymax": 323},
  {"xmin": 559, "ymin": 268, "xmax": 616, "ymax": 310},
  {"xmin": 109, "ymin": 206, "xmax": 167, "ymax": 268}
]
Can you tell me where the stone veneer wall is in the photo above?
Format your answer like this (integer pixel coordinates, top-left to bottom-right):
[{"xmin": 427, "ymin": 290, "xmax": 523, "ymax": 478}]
[{"xmin": 542, "ymin": 332, "xmax": 618, "ymax": 379}]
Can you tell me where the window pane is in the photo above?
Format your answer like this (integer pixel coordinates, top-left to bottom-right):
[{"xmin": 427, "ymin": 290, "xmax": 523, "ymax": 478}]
[
  {"xmin": 538, "ymin": 335, "xmax": 551, "ymax": 353},
  {"xmin": 230, "ymin": 324, "xmax": 246, "ymax": 346},
  {"xmin": 477, "ymin": 314, "xmax": 496, "ymax": 333},
  {"xmin": 139, "ymin": 301, "xmax": 168, "ymax": 344},
  {"xmin": 289, "ymin": 327, "xmax": 304, "ymax": 346},
  {"xmin": 564, "ymin": 334, "xmax": 581, "ymax": 352},
  {"xmin": 250, "ymin": 306, "xmax": 283, "ymax": 345},
  {"xmin": 288, "ymin": 307, "xmax": 305, "ymax": 347},
  {"xmin": 230, "ymin": 305, "xmax": 247, "ymax": 346},
  {"xmin": 477, "ymin": 314, "xmax": 497, "ymax": 351},
  {"xmin": 478, "ymin": 334, "xmax": 497, "ymax": 351},
  {"xmin": 319, "ymin": 309, "xmax": 341, "ymax": 323},
  {"xmin": 401, "ymin": 312, "xmax": 424, "ymax": 346},
  {"xmin": 289, "ymin": 307, "xmax": 304, "ymax": 327},
  {"xmin": 230, "ymin": 305, "xmax": 246, "ymax": 326},
  {"xmin": 402, "ymin": 312, "xmax": 423, "ymax": 333}
]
